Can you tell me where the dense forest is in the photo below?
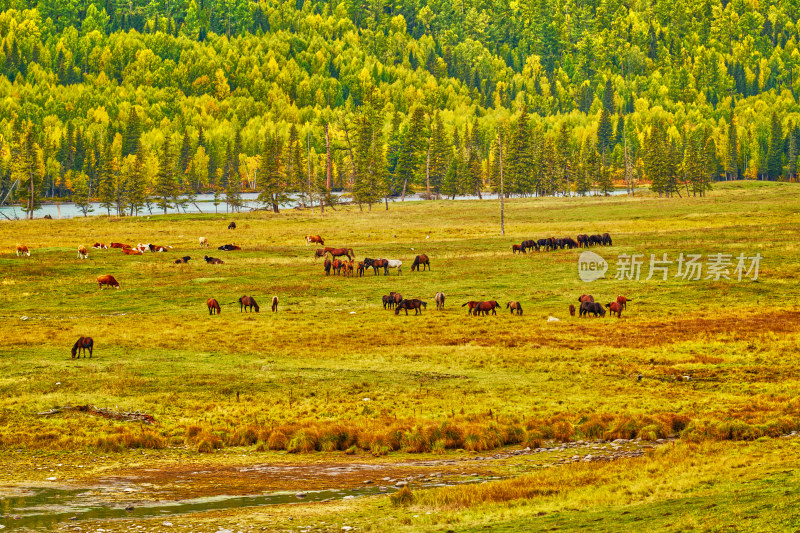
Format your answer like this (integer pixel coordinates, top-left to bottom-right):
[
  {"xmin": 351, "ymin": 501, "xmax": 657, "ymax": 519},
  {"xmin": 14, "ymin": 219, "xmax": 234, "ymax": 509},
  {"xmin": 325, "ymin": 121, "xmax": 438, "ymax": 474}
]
[{"xmin": 1, "ymin": 0, "xmax": 800, "ymax": 216}]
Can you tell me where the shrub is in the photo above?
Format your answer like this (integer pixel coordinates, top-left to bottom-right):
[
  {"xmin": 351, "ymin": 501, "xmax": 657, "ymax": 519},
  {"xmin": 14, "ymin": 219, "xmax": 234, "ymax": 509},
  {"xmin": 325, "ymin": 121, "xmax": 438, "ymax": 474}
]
[
  {"xmin": 391, "ymin": 486, "xmax": 415, "ymax": 506},
  {"xmin": 287, "ymin": 430, "xmax": 317, "ymax": 453},
  {"xmin": 267, "ymin": 430, "xmax": 287, "ymax": 450}
]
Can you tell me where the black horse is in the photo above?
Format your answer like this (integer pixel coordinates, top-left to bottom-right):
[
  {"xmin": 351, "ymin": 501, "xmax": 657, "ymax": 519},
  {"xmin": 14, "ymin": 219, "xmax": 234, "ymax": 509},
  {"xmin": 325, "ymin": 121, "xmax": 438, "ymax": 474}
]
[{"xmin": 395, "ymin": 299, "xmax": 427, "ymax": 315}]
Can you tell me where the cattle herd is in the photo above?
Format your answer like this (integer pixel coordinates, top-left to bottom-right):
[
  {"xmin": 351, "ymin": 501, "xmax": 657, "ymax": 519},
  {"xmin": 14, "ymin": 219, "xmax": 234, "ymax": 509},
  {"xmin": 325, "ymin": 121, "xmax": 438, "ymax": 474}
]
[{"xmin": 11, "ymin": 224, "xmax": 631, "ymax": 359}]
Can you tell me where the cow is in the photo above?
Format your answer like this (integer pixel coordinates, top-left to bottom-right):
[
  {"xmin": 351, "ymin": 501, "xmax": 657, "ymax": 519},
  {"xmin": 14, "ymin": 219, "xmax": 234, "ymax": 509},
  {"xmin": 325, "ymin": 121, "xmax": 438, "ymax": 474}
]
[
  {"xmin": 305, "ymin": 235, "xmax": 325, "ymax": 246},
  {"xmin": 77, "ymin": 245, "xmax": 88, "ymax": 259},
  {"xmin": 174, "ymin": 256, "xmax": 191, "ymax": 264},
  {"xmin": 92, "ymin": 243, "xmax": 108, "ymax": 249},
  {"xmin": 199, "ymin": 237, "xmax": 209, "ymax": 248},
  {"xmin": 204, "ymin": 255, "xmax": 224, "ymax": 264},
  {"xmin": 97, "ymin": 274, "xmax": 120, "ymax": 289},
  {"xmin": 16, "ymin": 244, "xmax": 30, "ymax": 256},
  {"xmin": 122, "ymin": 248, "xmax": 142, "ymax": 255}
]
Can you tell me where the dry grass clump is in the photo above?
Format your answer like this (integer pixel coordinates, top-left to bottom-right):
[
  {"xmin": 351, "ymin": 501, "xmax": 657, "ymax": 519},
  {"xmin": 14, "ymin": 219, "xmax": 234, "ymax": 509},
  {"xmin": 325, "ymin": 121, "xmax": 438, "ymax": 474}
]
[{"xmin": 95, "ymin": 427, "xmax": 165, "ymax": 451}]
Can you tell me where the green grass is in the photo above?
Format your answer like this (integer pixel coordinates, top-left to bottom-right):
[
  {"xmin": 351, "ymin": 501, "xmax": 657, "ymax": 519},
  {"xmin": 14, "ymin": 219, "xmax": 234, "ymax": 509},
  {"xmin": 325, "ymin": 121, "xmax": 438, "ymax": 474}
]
[{"xmin": 1, "ymin": 181, "xmax": 800, "ymax": 528}]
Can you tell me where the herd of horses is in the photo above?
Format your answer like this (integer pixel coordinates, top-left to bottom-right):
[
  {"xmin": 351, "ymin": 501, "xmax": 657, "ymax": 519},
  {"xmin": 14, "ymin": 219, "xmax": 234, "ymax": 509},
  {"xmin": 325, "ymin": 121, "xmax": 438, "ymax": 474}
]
[
  {"xmin": 513, "ymin": 233, "xmax": 612, "ymax": 253},
  {"xmin": 569, "ymin": 294, "xmax": 631, "ymax": 318},
  {"xmin": 11, "ymin": 223, "xmax": 634, "ymax": 359}
]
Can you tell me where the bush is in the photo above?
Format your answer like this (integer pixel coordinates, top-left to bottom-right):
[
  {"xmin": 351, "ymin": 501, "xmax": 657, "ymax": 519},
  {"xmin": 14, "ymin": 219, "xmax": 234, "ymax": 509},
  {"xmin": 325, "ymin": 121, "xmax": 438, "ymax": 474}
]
[{"xmin": 391, "ymin": 486, "xmax": 415, "ymax": 506}]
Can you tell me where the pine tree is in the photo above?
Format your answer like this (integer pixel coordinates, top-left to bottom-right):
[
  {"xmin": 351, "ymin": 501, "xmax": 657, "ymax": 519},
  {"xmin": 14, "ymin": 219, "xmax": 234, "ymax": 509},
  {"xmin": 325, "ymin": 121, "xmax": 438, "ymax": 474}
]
[
  {"xmin": 393, "ymin": 106, "xmax": 428, "ymax": 200},
  {"xmin": 258, "ymin": 132, "xmax": 289, "ymax": 213},
  {"xmin": 179, "ymin": 130, "xmax": 192, "ymax": 174},
  {"xmin": 11, "ymin": 123, "xmax": 44, "ymax": 219},
  {"xmin": 73, "ymin": 172, "xmax": 93, "ymax": 217},
  {"xmin": 428, "ymin": 111, "xmax": 449, "ymax": 197},
  {"xmin": 123, "ymin": 107, "xmax": 142, "ymax": 157},
  {"xmin": 155, "ymin": 138, "xmax": 176, "ymax": 214},
  {"xmin": 96, "ymin": 142, "xmax": 115, "ymax": 215},
  {"xmin": 767, "ymin": 112, "xmax": 783, "ymax": 180},
  {"xmin": 128, "ymin": 146, "xmax": 146, "ymax": 215}
]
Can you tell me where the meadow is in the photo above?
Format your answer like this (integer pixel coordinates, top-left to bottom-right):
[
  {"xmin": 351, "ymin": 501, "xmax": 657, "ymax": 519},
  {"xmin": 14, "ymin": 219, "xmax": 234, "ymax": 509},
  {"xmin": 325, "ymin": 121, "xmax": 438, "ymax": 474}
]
[{"xmin": 1, "ymin": 181, "xmax": 799, "ymax": 531}]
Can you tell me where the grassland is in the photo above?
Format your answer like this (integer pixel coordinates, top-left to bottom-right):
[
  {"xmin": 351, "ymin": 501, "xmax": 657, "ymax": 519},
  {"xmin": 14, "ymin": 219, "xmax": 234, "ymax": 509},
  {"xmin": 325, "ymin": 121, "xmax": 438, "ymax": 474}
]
[{"xmin": 1, "ymin": 181, "xmax": 799, "ymax": 530}]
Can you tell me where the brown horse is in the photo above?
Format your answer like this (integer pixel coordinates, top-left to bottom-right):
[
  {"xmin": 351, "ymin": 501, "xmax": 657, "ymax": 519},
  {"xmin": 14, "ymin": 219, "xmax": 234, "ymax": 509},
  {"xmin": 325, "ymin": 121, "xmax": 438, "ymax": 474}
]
[
  {"xmin": 382, "ymin": 295, "xmax": 394, "ymax": 309},
  {"xmin": 305, "ymin": 235, "xmax": 325, "ymax": 246},
  {"xmin": 324, "ymin": 247, "xmax": 354, "ymax": 260},
  {"xmin": 512, "ymin": 244, "xmax": 524, "ymax": 254},
  {"xmin": 324, "ymin": 258, "xmax": 332, "ymax": 275},
  {"xmin": 616, "ymin": 295, "xmax": 631, "ymax": 309},
  {"xmin": 474, "ymin": 301, "xmax": 501, "ymax": 316},
  {"xmin": 344, "ymin": 261, "xmax": 354, "ymax": 277},
  {"xmin": 271, "ymin": 296, "xmax": 279, "ymax": 312},
  {"xmin": 71, "ymin": 336, "xmax": 93, "ymax": 358},
  {"xmin": 207, "ymin": 298, "xmax": 221, "ymax": 315},
  {"xmin": 507, "ymin": 301, "xmax": 523, "ymax": 315},
  {"xmin": 578, "ymin": 294, "xmax": 594, "ymax": 303},
  {"xmin": 365, "ymin": 258, "xmax": 389, "ymax": 275},
  {"xmin": 314, "ymin": 248, "xmax": 326, "ymax": 260},
  {"xmin": 411, "ymin": 254, "xmax": 430, "ymax": 272},
  {"xmin": 606, "ymin": 301, "xmax": 623, "ymax": 318},
  {"xmin": 391, "ymin": 292, "xmax": 403, "ymax": 306},
  {"xmin": 395, "ymin": 299, "xmax": 427, "ymax": 315},
  {"xmin": 16, "ymin": 244, "xmax": 30, "ymax": 256},
  {"xmin": 461, "ymin": 301, "xmax": 480, "ymax": 315},
  {"xmin": 239, "ymin": 295, "xmax": 259, "ymax": 312},
  {"xmin": 356, "ymin": 262, "xmax": 365, "ymax": 277},
  {"xmin": 569, "ymin": 304, "xmax": 576, "ymax": 316},
  {"xmin": 97, "ymin": 274, "xmax": 119, "ymax": 289},
  {"xmin": 331, "ymin": 258, "xmax": 345, "ymax": 275},
  {"xmin": 228, "ymin": 222, "xmax": 236, "ymax": 229},
  {"xmin": 435, "ymin": 292, "xmax": 445, "ymax": 310}
]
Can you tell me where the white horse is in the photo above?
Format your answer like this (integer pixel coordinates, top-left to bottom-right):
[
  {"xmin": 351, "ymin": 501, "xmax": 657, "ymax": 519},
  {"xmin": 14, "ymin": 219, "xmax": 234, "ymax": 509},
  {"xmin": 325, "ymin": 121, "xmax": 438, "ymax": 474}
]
[{"xmin": 383, "ymin": 259, "xmax": 402, "ymax": 276}]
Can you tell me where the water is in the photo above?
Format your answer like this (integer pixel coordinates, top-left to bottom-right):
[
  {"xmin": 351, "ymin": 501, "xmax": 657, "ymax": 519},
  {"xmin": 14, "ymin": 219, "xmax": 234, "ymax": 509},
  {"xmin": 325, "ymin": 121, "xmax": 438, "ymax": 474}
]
[
  {"xmin": 0, "ymin": 190, "xmax": 636, "ymax": 220},
  {"xmin": 0, "ymin": 485, "xmax": 396, "ymax": 530}
]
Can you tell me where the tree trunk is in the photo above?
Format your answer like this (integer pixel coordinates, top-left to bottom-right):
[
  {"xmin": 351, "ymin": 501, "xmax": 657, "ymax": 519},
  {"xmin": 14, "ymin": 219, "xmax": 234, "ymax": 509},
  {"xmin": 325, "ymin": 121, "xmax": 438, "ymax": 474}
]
[{"xmin": 401, "ymin": 178, "xmax": 408, "ymax": 201}]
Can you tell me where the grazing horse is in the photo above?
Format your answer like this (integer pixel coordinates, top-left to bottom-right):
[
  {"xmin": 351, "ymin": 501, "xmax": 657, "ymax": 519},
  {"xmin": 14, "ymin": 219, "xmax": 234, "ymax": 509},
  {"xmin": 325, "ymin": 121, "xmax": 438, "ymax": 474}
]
[
  {"xmin": 578, "ymin": 294, "xmax": 595, "ymax": 303},
  {"xmin": 239, "ymin": 295, "xmax": 260, "ymax": 313},
  {"xmin": 411, "ymin": 254, "xmax": 430, "ymax": 271},
  {"xmin": 435, "ymin": 292, "xmax": 445, "ymax": 310},
  {"xmin": 324, "ymin": 247, "xmax": 354, "ymax": 260},
  {"xmin": 507, "ymin": 301, "xmax": 523, "ymax": 315},
  {"xmin": 390, "ymin": 292, "xmax": 403, "ymax": 307},
  {"xmin": 78, "ymin": 245, "xmax": 88, "ymax": 259},
  {"xmin": 305, "ymin": 235, "xmax": 325, "ymax": 246},
  {"xmin": 616, "ymin": 295, "xmax": 631, "ymax": 309},
  {"xmin": 563, "ymin": 237, "xmax": 578, "ymax": 249},
  {"xmin": 207, "ymin": 298, "xmax": 221, "ymax": 315},
  {"xmin": 382, "ymin": 295, "xmax": 394, "ymax": 309},
  {"xmin": 345, "ymin": 261, "xmax": 354, "ymax": 277},
  {"xmin": 606, "ymin": 301, "xmax": 622, "ymax": 318},
  {"xmin": 395, "ymin": 299, "xmax": 427, "ymax": 315},
  {"xmin": 462, "ymin": 301, "xmax": 481, "ymax": 315},
  {"xmin": 122, "ymin": 248, "xmax": 142, "ymax": 255},
  {"xmin": 97, "ymin": 274, "xmax": 119, "ymax": 289},
  {"xmin": 512, "ymin": 244, "xmax": 524, "ymax": 254},
  {"xmin": 204, "ymin": 255, "xmax": 224, "ymax": 264},
  {"xmin": 569, "ymin": 304, "xmax": 576, "ymax": 316},
  {"xmin": 576, "ymin": 234, "xmax": 589, "ymax": 248},
  {"xmin": 521, "ymin": 239, "xmax": 538, "ymax": 252},
  {"xmin": 385, "ymin": 259, "xmax": 402, "ymax": 275},
  {"xmin": 174, "ymin": 256, "xmax": 191, "ymax": 264},
  {"xmin": 363, "ymin": 258, "xmax": 389, "ymax": 276},
  {"xmin": 324, "ymin": 258, "xmax": 332, "ymax": 275},
  {"xmin": 602, "ymin": 233, "xmax": 612, "ymax": 246},
  {"xmin": 356, "ymin": 262, "xmax": 365, "ymax": 277},
  {"xmin": 474, "ymin": 301, "xmax": 501, "ymax": 316},
  {"xmin": 199, "ymin": 237, "xmax": 209, "ymax": 248},
  {"xmin": 589, "ymin": 234, "xmax": 603, "ymax": 246},
  {"xmin": 71, "ymin": 336, "xmax": 93, "ymax": 358},
  {"xmin": 580, "ymin": 301, "xmax": 606, "ymax": 317},
  {"xmin": 331, "ymin": 258, "xmax": 344, "ymax": 275},
  {"xmin": 228, "ymin": 222, "xmax": 237, "ymax": 230},
  {"xmin": 314, "ymin": 248, "xmax": 326, "ymax": 260},
  {"xmin": 16, "ymin": 244, "xmax": 30, "ymax": 256},
  {"xmin": 92, "ymin": 243, "xmax": 108, "ymax": 249},
  {"xmin": 272, "ymin": 296, "xmax": 279, "ymax": 312}
]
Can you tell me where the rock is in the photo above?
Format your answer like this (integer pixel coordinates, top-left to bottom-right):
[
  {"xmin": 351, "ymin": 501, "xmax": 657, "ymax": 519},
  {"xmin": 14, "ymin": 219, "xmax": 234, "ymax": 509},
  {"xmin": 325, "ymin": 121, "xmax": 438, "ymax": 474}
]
[
  {"xmin": 123, "ymin": 488, "xmax": 136, "ymax": 492},
  {"xmin": 395, "ymin": 481, "xmax": 408, "ymax": 487},
  {"xmin": 162, "ymin": 522, "xmax": 173, "ymax": 527},
  {"xmin": 46, "ymin": 477, "xmax": 57, "ymax": 481},
  {"xmin": 547, "ymin": 316, "xmax": 560, "ymax": 322},
  {"xmin": 363, "ymin": 480, "xmax": 373, "ymax": 484},
  {"xmin": 342, "ymin": 527, "xmax": 353, "ymax": 532},
  {"xmin": 125, "ymin": 505, "xmax": 134, "ymax": 511},
  {"xmin": 571, "ymin": 455, "xmax": 580, "ymax": 460},
  {"xmin": 295, "ymin": 493, "xmax": 307, "ymax": 498},
  {"xmin": 215, "ymin": 529, "xmax": 234, "ymax": 533}
]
